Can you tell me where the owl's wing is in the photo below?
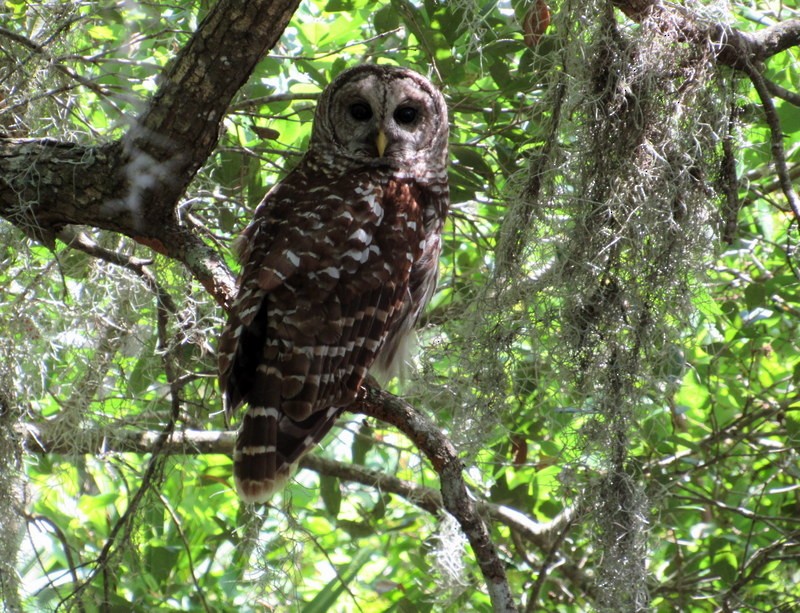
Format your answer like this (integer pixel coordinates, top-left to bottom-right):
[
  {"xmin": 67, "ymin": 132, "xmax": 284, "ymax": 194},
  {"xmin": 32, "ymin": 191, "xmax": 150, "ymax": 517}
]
[
  {"xmin": 217, "ymin": 168, "xmax": 428, "ymax": 502},
  {"xmin": 219, "ymin": 173, "xmax": 389, "ymax": 412}
]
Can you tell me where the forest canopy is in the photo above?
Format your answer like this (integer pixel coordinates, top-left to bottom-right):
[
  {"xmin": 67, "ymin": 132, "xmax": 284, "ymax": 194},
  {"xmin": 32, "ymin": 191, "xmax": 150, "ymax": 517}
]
[{"xmin": 0, "ymin": 1, "xmax": 799, "ymax": 611}]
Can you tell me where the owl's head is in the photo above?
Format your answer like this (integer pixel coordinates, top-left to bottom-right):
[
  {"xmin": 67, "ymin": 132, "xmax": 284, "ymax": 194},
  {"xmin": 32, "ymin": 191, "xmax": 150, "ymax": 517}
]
[{"xmin": 311, "ymin": 65, "xmax": 448, "ymax": 173}]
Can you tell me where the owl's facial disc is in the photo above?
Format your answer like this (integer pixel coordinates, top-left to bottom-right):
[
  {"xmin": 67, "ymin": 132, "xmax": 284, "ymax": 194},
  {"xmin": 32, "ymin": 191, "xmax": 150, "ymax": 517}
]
[{"xmin": 329, "ymin": 74, "xmax": 439, "ymax": 164}]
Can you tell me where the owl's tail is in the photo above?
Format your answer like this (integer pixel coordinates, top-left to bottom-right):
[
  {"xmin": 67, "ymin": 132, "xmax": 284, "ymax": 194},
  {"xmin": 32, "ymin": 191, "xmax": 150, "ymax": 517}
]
[{"xmin": 233, "ymin": 404, "xmax": 341, "ymax": 503}]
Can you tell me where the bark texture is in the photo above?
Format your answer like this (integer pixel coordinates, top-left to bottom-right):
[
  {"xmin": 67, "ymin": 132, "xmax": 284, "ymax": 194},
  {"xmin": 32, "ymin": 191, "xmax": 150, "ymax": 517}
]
[{"xmin": 0, "ymin": 0, "xmax": 303, "ymax": 307}]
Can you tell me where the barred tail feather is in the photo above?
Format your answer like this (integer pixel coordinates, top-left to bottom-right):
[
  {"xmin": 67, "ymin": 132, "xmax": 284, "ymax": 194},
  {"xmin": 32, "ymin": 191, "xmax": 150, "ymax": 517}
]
[{"xmin": 233, "ymin": 405, "xmax": 342, "ymax": 503}]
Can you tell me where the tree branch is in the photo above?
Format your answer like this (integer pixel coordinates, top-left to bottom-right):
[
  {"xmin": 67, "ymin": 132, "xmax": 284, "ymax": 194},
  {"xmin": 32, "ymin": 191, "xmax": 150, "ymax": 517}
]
[
  {"xmin": 21, "ymin": 424, "xmax": 571, "ymax": 547},
  {"xmin": 608, "ymin": 1, "xmax": 800, "ymax": 233},
  {"xmin": 764, "ymin": 77, "xmax": 800, "ymax": 107},
  {"xmin": 1, "ymin": 0, "xmax": 305, "ymax": 309},
  {"xmin": 609, "ymin": 0, "xmax": 800, "ymax": 69},
  {"xmin": 57, "ymin": 227, "xmax": 180, "ymax": 313},
  {"xmin": 352, "ymin": 385, "xmax": 519, "ymax": 613},
  {"xmin": 122, "ymin": 0, "xmax": 301, "ymax": 225},
  {"xmin": 28, "ymin": 407, "xmax": 599, "ymax": 610},
  {"xmin": 743, "ymin": 64, "xmax": 800, "ymax": 226},
  {"xmin": 302, "ymin": 454, "xmax": 575, "ymax": 547},
  {"xmin": 749, "ymin": 18, "xmax": 800, "ymax": 61}
]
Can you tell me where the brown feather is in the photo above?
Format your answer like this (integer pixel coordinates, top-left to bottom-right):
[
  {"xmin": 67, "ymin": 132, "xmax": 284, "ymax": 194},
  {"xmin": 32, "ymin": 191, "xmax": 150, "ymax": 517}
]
[{"xmin": 218, "ymin": 65, "xmax": 449, "ymax": 503}]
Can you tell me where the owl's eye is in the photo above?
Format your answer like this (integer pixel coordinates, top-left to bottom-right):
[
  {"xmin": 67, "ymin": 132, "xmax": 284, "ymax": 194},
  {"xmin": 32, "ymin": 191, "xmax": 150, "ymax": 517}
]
[
  {"xmin": 393, "ymin": 106, "xmax": 418, "ymax": 125},
  {"xmin": 349, "ymin": 102, "xmax": 373, "ymax": 121}
]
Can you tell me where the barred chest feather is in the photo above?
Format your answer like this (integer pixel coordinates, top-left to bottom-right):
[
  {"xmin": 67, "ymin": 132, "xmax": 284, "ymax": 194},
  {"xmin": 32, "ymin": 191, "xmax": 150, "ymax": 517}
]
[{"xmin": 217, "ymin": 164, "xmax": 447, "ymax": 502}]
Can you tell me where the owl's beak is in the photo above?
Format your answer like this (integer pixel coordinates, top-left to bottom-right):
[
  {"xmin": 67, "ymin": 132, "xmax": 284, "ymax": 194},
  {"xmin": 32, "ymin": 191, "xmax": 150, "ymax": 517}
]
[{"xmin": 375, "ymin": 130, "xmax": 389, "ymax": 157}]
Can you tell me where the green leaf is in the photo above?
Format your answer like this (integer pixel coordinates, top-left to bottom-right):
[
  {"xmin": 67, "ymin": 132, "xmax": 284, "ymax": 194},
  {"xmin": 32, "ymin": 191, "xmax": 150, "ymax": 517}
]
[
  {"xmin": 452, "ymin": 145, "xmax": 493, "ymax": 177},
  {"xmin": 320, "ymin": 474, "xmax": 341, "ymax": 518},
  {"xmin": 301, "ymin": 548, "xmax": 371, "ymax": 613},
  {"xmin": 374, "ymin": 4, "xmax": 400, "ymax": 32},
  {"xmin": 351, "ymin": 420, "xmax": 374, "ymax": 465},
  {"xmin": 146, "ymin": 545, "xmax": 180, "ymax": 582},
  {"xmin": 744, "ymin": 282, "xmax": 766, "ymax": 310},
  {"xmin": 87, "ymin": 25, "xmax": 116, "ymax": 41},
  {"xmin": 711, "ymin": 555, "xmax": 738, "ymax": 584}
]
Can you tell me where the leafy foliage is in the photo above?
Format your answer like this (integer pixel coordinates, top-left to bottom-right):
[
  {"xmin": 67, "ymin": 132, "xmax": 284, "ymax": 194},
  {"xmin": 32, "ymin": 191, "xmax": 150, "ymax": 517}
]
[{"xmin": 1, "ymin": 0, "xmax": 799, "ymax": 611}]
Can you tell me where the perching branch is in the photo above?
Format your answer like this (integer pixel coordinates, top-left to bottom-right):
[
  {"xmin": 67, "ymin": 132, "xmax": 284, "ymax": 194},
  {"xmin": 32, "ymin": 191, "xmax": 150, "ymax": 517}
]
[
  {"xmin": 353, "ymin": 384, "xmax": 519, "ymax": 613},
  {"xmin": 25, "ymin": 400, "xmax": 581, "ymax": 612}
]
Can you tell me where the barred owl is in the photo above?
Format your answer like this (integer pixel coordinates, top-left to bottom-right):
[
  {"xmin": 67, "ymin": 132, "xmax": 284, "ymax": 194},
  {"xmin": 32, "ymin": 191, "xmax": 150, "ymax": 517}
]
[{"xmin": 218, "ymin": 65, "xmax": 449, "ymax": 503}]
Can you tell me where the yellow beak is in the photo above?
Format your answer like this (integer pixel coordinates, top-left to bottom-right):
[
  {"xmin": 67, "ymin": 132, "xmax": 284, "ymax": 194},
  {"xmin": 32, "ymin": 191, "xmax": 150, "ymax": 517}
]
[{"xmin": 376, "ymin": 130, "xmax": 388, "ymax": 157}]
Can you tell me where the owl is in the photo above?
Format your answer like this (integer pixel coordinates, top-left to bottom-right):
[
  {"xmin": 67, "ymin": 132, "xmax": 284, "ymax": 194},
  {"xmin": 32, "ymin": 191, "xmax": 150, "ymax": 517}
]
[{"xmin": 218, "ymin": 65, "xmax": 449, "ymax": 503}]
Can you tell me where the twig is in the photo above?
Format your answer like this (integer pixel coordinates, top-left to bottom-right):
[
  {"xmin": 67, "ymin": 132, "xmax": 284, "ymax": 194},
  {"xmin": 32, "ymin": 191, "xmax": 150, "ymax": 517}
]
[
  {"xmin": 302, "ymin": 454, "xmax": 575, "ymax": 547},
  {"xmin": 228, "ymin": 92, "xmax": 320, "ymax": 111},
  {"xmin": 0, "ymin": 25, "xmax": 44, "ymax": 52},
  {"xmin": 25, "ymin": 514, "xmax": 85, "ymax": 613},
  {"xmin": 764, "ymin": 77, "xmax": 800, "ymax": 107},
  {"xmin": 674, "ymin": 490, "xmax": 800, "ymax": 524},
  {"xmin": 740, "ymin": 165, "xmax": 800, "ymax": 209},
  {"xmin": 56, "ymin": 227, "xmax": 179, "ymax": 313},
  {"xmin": 0, "ymin": 25, "xmax": 116, "ymax": 102},
  {"xmin": 525, "ymin": 512, "xmax": 579, "ymax": 612},
  {"xmin": 285, "ymin": 511, "xmax": 364, "ymax": 610},
  {"xmin": 60, "ymin": 418, "xmax": 178, "ymax": 609},
  {"xmin": 59, "ymin": 251, "xmax": 183, "ymax": 611},
  {"xmin": 744, "ymin": 64, "xmax": 800, "ymax": 226},
  {"xmin": 154, "ymin": 491, "xmax": 212, "ymax": 613},
  {"xmin": 720, "ymin": 101, "xmax": 740, "ymax": 244},
  {"xmin": 721, "ymin": 531, "xmax": 800, "ymax": 611},
  {"xmin": 266, "ymin": 27, "xmax": 403, "ymax": 63}
]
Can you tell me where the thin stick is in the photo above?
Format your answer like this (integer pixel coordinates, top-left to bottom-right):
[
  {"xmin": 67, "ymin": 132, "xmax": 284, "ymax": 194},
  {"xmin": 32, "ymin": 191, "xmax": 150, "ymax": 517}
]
[{"xmin": 745, "ymin": 64, "xmax": 800, "ymax": 225}]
